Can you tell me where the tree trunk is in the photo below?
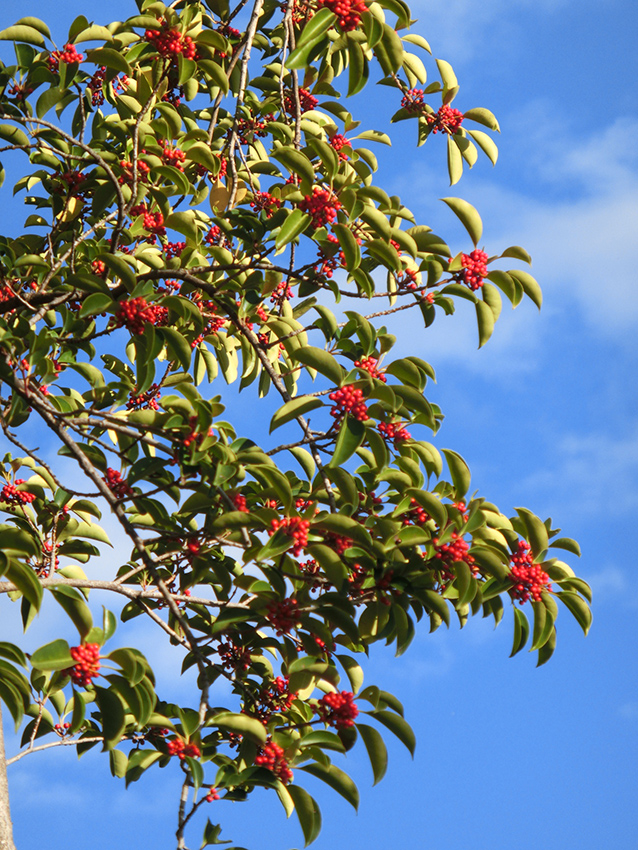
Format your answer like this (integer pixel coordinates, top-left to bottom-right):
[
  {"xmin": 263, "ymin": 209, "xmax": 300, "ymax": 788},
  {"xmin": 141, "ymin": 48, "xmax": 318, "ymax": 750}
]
[{"xmin": 0, "ymin": 704, "xmax": 16, "ymax": 850}]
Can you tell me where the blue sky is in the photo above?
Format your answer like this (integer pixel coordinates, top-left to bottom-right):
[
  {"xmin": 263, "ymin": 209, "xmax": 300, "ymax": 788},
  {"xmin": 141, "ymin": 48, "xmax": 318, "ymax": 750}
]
[{"xmin": 1, "ymin": 1, "xmax": 637, "ymax": 848}]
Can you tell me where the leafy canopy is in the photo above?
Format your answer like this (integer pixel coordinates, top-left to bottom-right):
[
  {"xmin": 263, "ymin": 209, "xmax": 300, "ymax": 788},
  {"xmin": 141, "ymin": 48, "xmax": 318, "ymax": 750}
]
[{"xmin": 0, "ymin": 0, "xmax": 591, "ymax": 847}]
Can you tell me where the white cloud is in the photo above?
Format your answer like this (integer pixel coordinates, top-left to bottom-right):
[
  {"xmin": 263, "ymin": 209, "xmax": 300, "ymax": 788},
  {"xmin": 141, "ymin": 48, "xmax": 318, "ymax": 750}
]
[{"xmin": 521, "ymin": 425, "xmax": 638, "ymax": 518}]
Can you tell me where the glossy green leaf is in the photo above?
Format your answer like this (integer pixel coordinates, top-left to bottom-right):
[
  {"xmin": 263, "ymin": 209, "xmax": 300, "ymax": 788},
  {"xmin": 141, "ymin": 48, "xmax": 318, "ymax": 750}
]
[
  {"xmin": 287, "ymin": 785, "xmax": 322, "ymax": 846},
  {"xmin": 290, "ymin": 346, "xmax": 342, "ymax": 385},
  {"xmin": 299, "ymin": 763, "xmax": 359, "ymax": 810},
  {"xmin": 269, "ymin": 396, "xmax": 323, "ymax": 432},
  {"xmin": 369, "ymin": 709, "xmax": 416, "ymax": 756},
  {"xmin": 441, "ymin": 449, "xmax": 471, "ymax": 498},
  {"xmin": 440, "ymin": 197, "xmax": 483, "ymax": 247},
  {"xmin": 357, "ymin": 722, "xmax": 388, "ymax": 784},
  {"xmin": 31, "ymin": 639, "xmax": 73, "ymax": 672}
]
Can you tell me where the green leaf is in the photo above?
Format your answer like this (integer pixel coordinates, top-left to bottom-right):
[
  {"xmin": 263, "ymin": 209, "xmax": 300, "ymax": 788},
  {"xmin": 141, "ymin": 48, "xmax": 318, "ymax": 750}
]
[
  {"xmin": 50, "ymin": 586, "xmax": 93, "ymax": 639},
  {"xmin": 475, "ymin": 299, "xmax": 495, "ymax": 348},
  {"xmin": 210, "ymin": 712, "xmax": 268, "ymax": 745},
  {"xmin": 347, "ymin": 38, "xmax": 368, "ymax": 97},
  {"xmin": 0, "ymin": 124, "xmax": 30, "ymax": 147},
  {"xmin": 198, "ymin": 60, "xmax": 230, "ymax": 94},
  {"xmin": 286, "ymin": 8, "xmax": 335, "ymax": 69},
  {"xmin": 275, "ymin": 210, "xmax": 312, "ymax": 251},
  {"xmin": 333, "ymin": 224, "xmax": 360, "ymax": 271},
  {"xmin": 272, "ymin": 148, "xmax": 315, "ymax": 192},
  {"xmin": 515, "ymin": 508, "xmax": 549, "ymax": 558},
  {"xmin": 73, "ymin": 25, "xmax": 114, "ymax": 44},
  {"xmin": 369, "ymin": 709, "xmax": 415, "ymax": 756},
  {"xmin": 356, "ymin": 723, "xmax": 388, "ymax": 784},
  {"xmin": 94, "ymin": 686, "xmax": 126, "ymax": 750},
  {"xmin": 441, "ymin": 449, "xmax": 471, "ymax": 498},
  {"xmin": 31, "ymin": 639, "xmax": 73, "ymax": 672},
  {"xmin": 290, "ymin": 346, "xmax": 342, "ymax": 385},
  {"xmin": 290, "ymin": 447, "xmax": 316, "ymax": 480},
  {"xmin": 330, "ymin": 417, "xmax": 365, "ymax": 467},
  {"xmin": 78, "ymin": 292, "xmax": 113, "ymax": 318},
  {"xmin": 85, "ymin": 47, "xmax": 131, "ymax": 75},
  {"xmin": 556, "ymin": 591, "xmax": 592, "ymax": 636},
  {"xmin": 313, "ymin": 514, "xmax": 372, "ymax": 550},
  {"xmin": 508, "ymin": 269, "xmax": 542, "ymax": 309},
  {"xmin": 500, "ymin": 245, "xmax": 532, "ymax": 264},
  {"xmin": 0, "ymin": 25, "xmax": 45, "ymax": 46},
  {"xmin": 467, "ymin": 129, "xmax": 498, "ymax": 166},
  {"xmin": 5, "ymin": 561, "xmax": 43, "ymax": 610},
  {"xmin": 549, "ymin": 537, "xmax": 581, "ymax": 557},
  {"xmin": 0, "ymin": 642, "xmax": 27, "ymax": 668},
  {"xmin": 510, "ymin": 606, "xmax": 530, "ymax": 656},
  {"xmin": 446, "ymin": 135, "xmax": 463, "ymax": 186},
  {"xmin": 299, "ymin": 763, "xmax": 359, "ymax": 810},
  {"xmin": 287, "ymin": 785, "xmax": 322, "ymax": 846},
  {"xmin": 161, "ymin": 327, "xmax": 192, "ymax": 371},
  {"xmin": 270, "ymin": 396, "xmax": 323, "ymax": 432},
  {"xmin": 406, "ymin": 489, "xmax": 446, "ymax": 527},
  {"xmin": 440, "ymin": 197, "xmax": 483, "ymax": 247},
  {"xmin": 463, "ymin": 107, "xmax": 500, "ymax": 132},
  {"xmin": 14, "ymin": 17, "xmax": 51, "ymax": 38}
]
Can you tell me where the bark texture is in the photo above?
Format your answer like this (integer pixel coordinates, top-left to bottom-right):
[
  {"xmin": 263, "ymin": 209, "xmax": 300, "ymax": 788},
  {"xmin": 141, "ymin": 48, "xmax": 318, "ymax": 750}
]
[{"xmin": 0, "ymin": 704, "xmax": 15, "ymax": 850}]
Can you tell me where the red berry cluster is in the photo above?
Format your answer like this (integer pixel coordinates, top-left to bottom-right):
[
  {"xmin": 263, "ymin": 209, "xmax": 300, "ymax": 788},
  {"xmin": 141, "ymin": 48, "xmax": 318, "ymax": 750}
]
[
  {"xmin": 114, "ymin": 297, "xmax": 169, "ymax": 334},
  {"xmin": 205, "ymin": 225, "xmax": 223, "ymax": 246},
  {"xmin": 126, "ymin": 384, "xmax": 161, "ymax": 410},
  {"xmin": 354, "ymin": 355, "xmax": 386, "ymax": 382},
  {"xmin": 432, "ymin": 532, "xmax": 477, "ymax": 574},
  {"xmin": 103, "ymin": 468, "xmax": 134, "ymax": 499},
  {"xmin": 299, "ymin": 186, "xmax": 342, "ymax": 229},
  {"xmin": 324, "ymin": 532, "xmax": 352, "ymax": 556},
  {"xmin": 508, "ymin": 541, "xmax": 551, "ymax": 603},
  {"xmin": 119, "ymin": 159, "xmax": 150, "ymax": 185},
  {"xmin": 234, "ymin": 117, "xmax": 269, "ymax": 144},
  {"xmin": 54, "ymin": 722, "xmax": 71, "ymax": 735},
  {"xmin": 216, "ymin": 638, "xmax": 251, "ymax": 672},
  {"xmin": 329, "ymin": 133, "xmax": 350, "ymax": 160},
  {"xmin": 166, "ymin": 739, "xmax": 201, "ymax": 759},
  {"xmin": 401, "ymin": 88, "xmax": 425, "ymax": 113},
  {"xmin": 164, "ymin": 242, "xmax": 185, "ymax": 262},
  {"xmin": 266, "ymin": 598, "xmax": 301, "ymax": 635},
  {"xmin": 143, "ymin": 210, "xmax": 166, "ymax": 241},
  {"xmin": 231, "ymin": 493, "xmax": 249, "ymax": 512},
  {"xmin": 315, "ymin": 234, "xmax": 345, "ymax": 278},
  {"xmin": 317, "ymin": 0, "xmax": 367, "ymax": 31},
  {"xmin": 315, "ymin": 691, "xmax": 359, "ymax": 729},
  {"xmin": 300, "ymin": 558, "xmax": 323, "ymax": 590},
  {"xmin": 58, "ymin": 170, "xmax": 87, "ymax": 196},
  {"xmin": 401, "ymin": 498, "xmax": 430, "ymax": 526},
  {"xmin": 396, "ymin": 268, "xmax": 419, "ymax": 291},
  {"xmin": 7, "ymin": 82, "xmax": 33, "ymax": 102},
  {"xmin": 205, "ymin": 787, "xmax": 220, "ymax": 802},
  {"xmin": 159, "ymin": 140, "xmax": 186, "ymax": 171},
  {"xmin": 250, "ymin": 192, "xmax": 282, "ymax": 217},
  {"xmin": 92, "ymin": 259, "xmax": 106, "ymax": 275},
  {"xmin": 425, "ymin": 105, "xmax": 464, "ymax": 135},
  {"xmin": 378, "ymin": 421, "xmax": 411, "ymax": 444},
  {"xmin": 47, "ymin": 44, "xmax": 84, "ymax": 73},
  {"xmin": 65, "ymin": 643, "xmax": 100, "ymax": 687},
  {"xmin": 255, "ymin": 741, "xmax": 293, "ymax": 784},
  {"xmin": 1, "ymin": 480, "xmax": 35, "ymax": 505},
  {"xmin": 269, "ymin": 517, "xmax": 310, "ymax": 556},
  {"xmin": 250, "ymin": 676, "xmax": 298, "ymax": 723},
  {"xmin": 87, "ymin": 66, "xmax": 106, "ymax": 105},
  {"xmin": 458, "ymin": 249, "xmax": 488, "ymax": 291},
  {"xmin": 283, "ymin": 87, "xmax": 318, "ymax": 114},
  {"xmin": 329, "ymin": 385, "xmax": 368, "ymax": 422},
  {"xmin": 144, "ymin": 25, "xmax": 197, "ymax": 59}
]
